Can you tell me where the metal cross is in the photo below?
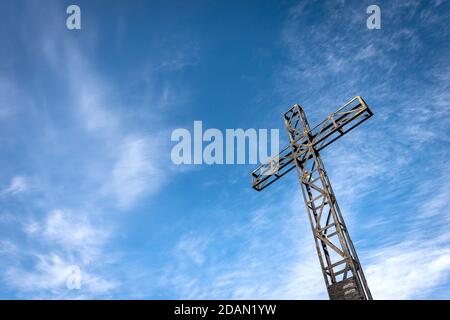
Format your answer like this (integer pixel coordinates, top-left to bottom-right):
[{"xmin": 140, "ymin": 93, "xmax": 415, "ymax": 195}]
[{"xmin": 251, "ymin": 96, "xmax": 373, "ymax": 300}]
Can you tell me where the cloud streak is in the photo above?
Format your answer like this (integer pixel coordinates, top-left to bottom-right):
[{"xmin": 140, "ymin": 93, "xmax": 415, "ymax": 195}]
[{"xmin": 0, "ymin": 1, "xmax": 172, "ymax": 298}]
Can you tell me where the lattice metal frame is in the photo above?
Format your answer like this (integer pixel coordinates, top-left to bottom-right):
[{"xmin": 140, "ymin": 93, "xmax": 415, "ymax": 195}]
[{"xmin": 251, "ymin": 96, "xmax": 373, "ymax": 300}]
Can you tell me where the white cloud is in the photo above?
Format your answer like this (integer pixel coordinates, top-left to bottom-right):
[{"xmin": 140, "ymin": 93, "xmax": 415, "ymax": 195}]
[
  {"xmin": 109, "ymin": 136, "xmax": 165, "ymax": 208},
  {"xmin": 0, "ymin": 240, "xmax": 18, "ymax": 256},
  {"xmin": 6, "ymin": 209, "xmax": 117, "ymax": 298},
  {"xmin": 5, "ymin": 252, "xmax": 118, "ymax": 297},
  {"xmin": 6, "ymin": 253, "xmax": 71, "ymax": 293},
  {"xmin": 159, "ymin": 40, "xmax": 200, "ymax": 71},
  {"xmin": 165, "ymin": 196, "xmax": 328, "ymax": 299},
  {"xmin": 44, "ymin": 210, "xmax": 108, "ymax": 250},
  {"xmin": 77, "ymin": 84, "xmax": 119, "ymax": 132},
  {"xmin": 34, "ymin": 10, "xmax": 169, "ymax": 210},
  {"xmin": 365, "ymin": 236, "xmax": 450, "ymax": 299},
  {"xmin": 0, "ymin": 2, "xmax": 174, "ymax": 298},
  {"xmin": 22, "ymin": 221, "xmax": 40, "ymax": 235},
  {"xmin": 2, "ymin": 176, "xmax": 28, "ymax": 195},
  {"xmin": 21, "ymin": 209, "xmax": 110, "ymax": 263},
  {"xmin": 64, "ymin": 48, "xmax": 167, "ymax": 210},
  {"xmin": 175, "ymin": 234, "xmax": 210, "ymax": 266}
]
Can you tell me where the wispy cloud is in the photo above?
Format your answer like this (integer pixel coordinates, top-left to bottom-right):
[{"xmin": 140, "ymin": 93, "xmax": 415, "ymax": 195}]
[
  {"xmin": 5, "ymin": 208, "xmax": 117, "ymax": 298},
  {"xmin": 24, "ymin": 209, "xmax": 109, "ymax": 255},
  {"xmin": 5, "ymin": 252, "xmax": 118, "ymax": 298},
  {"xmin": 163, "ymin": 195, "xmax": 328, "ymax": 299},
  {"xmin": 2, "ymin": 176, "xmax": 28, "ymax": 195},
  {"xmin": 109, "ymin": 136, "xmax": 166, "ymax": 208},
  {"xmin": 175, "ymin": 233, "xmax": 210, "ymax": 266},
  {"xmin": 0, "ymin": 2, "xmax": 173, "ymax": 298},
  {"xmin": 366, "ymin": 235, "xmax": 450, "ymax": 299}
]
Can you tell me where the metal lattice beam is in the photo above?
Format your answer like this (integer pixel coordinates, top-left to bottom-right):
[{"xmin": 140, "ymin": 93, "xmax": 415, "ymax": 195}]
[
  {"xmin": 250, "ymin": 96, "xmax": 374, "ymax": 300},
  {"xmin": 251, "ymin": 96, "xmax": 372, "ymax": 191}
]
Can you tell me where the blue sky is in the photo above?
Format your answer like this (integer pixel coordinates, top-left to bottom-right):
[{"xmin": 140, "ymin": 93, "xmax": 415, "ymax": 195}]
[{"xmin": 0, "ymin": 0, "xmax": 449, "ymax": 299}]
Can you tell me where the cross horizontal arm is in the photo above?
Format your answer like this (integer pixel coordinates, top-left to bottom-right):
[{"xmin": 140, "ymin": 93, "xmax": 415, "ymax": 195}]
[{"xmin": 251, "ymin": 96, "xmax": 373, "ymax": 191}]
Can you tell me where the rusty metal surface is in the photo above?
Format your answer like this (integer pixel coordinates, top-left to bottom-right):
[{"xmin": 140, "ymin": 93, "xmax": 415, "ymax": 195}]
[{"xmin": 250, "ymin": 96, "xmax": 373, "ymax": 300}]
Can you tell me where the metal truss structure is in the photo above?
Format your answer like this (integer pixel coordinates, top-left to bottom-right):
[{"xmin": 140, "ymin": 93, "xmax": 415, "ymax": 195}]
[{"xmin": 251, "ymin": 96, "xmax": 373, "ymax": 300}]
